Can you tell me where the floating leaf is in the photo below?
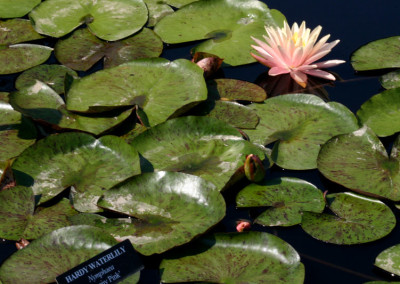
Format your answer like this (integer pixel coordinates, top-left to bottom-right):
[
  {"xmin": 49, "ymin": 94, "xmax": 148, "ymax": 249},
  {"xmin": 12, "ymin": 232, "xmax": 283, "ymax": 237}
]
[
  {"xmin": 15, "ymin": 64, "xmax": 77, "ymax": 94},
  {"xmin": 318, "ymin": 126, "xmax": 400, "ymax": 201},
  {"xmin": 30, "ymin": 0, "xmax": 148, "ymax": 41},
  {"xmin": 0, "ymin": 99, "xmax": 37, "ymax": 162},
  {"xmin": 12, "ymin": 132, "xmax": 141, "ymax": 212},
  {"xmin": 97, "ymin": 171, "xmax": 225, "ymax": 255},
  {"xmin": 0, "ymin": 226, "xmax": 117, "ymax": 284},
  {"xmin": 10, "ymin": 81, "xmax": 132, "ymax": 135},
  {"xmin": 351, "ymin": 36, "xmax": 400, "ymax": 71},
  {"xmin": 160, "ymin": 232, "xmax": 305, "ymax": 283},
  {"xmin": 66, "ymin": 58, "xmax": 207, "ymax": 127},
  {"xmin": 0, "ymin": 185, "xmax": 77, "ymax": 240},
  {"xmin": 0, "ymin": 0, "xmax": 41, "ymax": 18},
  {"xmin": 244, "ymin": 94, "xmax": 359, "ymax": 170},
  {"xmin": 380, "ymin": 69, "xmax": 400, "ymax": 89},
  {"xmin": 200, "ymin": 100, "xmax": 260, "ymax": 129},
  {"xmin": 0, "ymin": 19, "xmax": 43, "ymax": 45},
  {"xmin": 143, "ymin": 0, "xmax": 174, "ymax": 27},
  {"xmin": 55, "ymin": 28, "xmax": 163, "ymax": 71},
  {"xmin": 375, "ymin": 244, "xmax": 400, "ymax": 276},
  {"xmin": 357, "ymin": 87, "xmax": 400, "ymax": 137},
  {"xmin": 130, "ymin": 116, "xmax": 266, "ymax": 190},
  {"xmin": 237, "ymin": 177, "xmax": 325, "ymax": 226},
  {"xmin": 154, "ymin": 0, "xmax": 285, "ymax": 66},
  {"xmin": 0, "ymin": 44, "xmax": 52, "ymax": 75},
  {"xmin": 207, "ymin": 78, "xmax": 267, "ymax": 102},
  {"xmin": 0, "ymin": 186, "xmax": 34, "ymax": 240},
  {"xmin": 301, "ymin": 192, "xmax": 396, "ymax": 245}
]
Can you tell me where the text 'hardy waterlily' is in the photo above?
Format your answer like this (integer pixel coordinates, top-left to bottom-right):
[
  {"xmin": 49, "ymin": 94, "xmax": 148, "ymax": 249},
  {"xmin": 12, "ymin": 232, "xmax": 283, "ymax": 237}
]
[{"xmin": 251, "ymin": 21, "xmax": 345, "ymax": 88}]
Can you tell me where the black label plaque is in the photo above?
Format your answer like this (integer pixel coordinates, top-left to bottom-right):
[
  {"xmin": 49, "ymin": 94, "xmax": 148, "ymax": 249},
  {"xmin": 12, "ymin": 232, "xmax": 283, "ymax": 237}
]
[{"xmin": 56, "ymin": 239, "xmax": 143, "ymax": 284}]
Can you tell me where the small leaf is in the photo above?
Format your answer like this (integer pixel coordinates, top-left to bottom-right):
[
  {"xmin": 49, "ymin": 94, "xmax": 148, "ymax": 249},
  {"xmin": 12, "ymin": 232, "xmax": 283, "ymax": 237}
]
[
  {"xmin": 301, "ymin": 192, "xmax": 396, "ymax": 244},
  {"xmin": 237, "ymin": 177, "xmax": 325, "ymax": 226},
  {"xmin": 0, "ymin": 19, "xmax": 43, "ymax": 45},
  {"xmin": 357, "ymin": 87, "xmax": 400, "ymax": 137},
  {"xmin": 375, "ymin": 244, "xmax": 400, "ymax": 276},
  {"xmin": 0, "ymin": 44, "xmax": 52, "ymax": 74},
  {"xmin": 30, "ymin": 0, "xmax": 148, "ymax": 41}
]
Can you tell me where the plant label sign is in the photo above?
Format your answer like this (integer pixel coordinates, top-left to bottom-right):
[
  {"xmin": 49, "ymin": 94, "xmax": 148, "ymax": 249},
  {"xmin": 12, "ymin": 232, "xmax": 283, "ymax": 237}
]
[{"xmin": 56, "ymin": 239, "xmax": 143, "ymax": 284}]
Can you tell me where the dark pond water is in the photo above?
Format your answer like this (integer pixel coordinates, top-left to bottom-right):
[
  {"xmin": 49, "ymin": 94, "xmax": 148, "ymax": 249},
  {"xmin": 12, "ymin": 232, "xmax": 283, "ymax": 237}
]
[{"xmin": 1, "ymin": 1, "xmax": 400, "ymax": 283}]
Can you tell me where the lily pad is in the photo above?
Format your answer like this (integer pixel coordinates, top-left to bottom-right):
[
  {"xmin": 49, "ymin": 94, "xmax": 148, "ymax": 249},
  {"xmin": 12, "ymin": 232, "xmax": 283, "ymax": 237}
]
[
  {"xmin": 0, "ymin": 186, "xmax": 77, "ymax": 240},
  {"xmin": 0, "ymin": 44, "xmax": 52, "ymax": 75},
  {"xmin": 301, "ymin": 192, "xmax": 396, "ymax": 245},
  {"xmin": 12, "ymin": 132, "xmax": 141, "ymax": 212},
  {"xmin": 0, "ymin": 100, "xmax": 37, "ymax": 162},
  {"xmin": 236, "ymin": 177, "xmax": 325, "ymax": 227},
  {"xmin": 0, "ymin": 19, "xmax": 43, "ymax": 45},
  {"xmin": 357, "ymin": 87, "xmax": 400, "ymax": 137},
  {"xmin": 375, "ymin": 244, "xmax": 400, "ymax": 276},
  {"xmin": 244, "ymin": 94, "xmax": 359, "ymax": 170},
  {"xmin": 97, "ymin": 171, "xmax": 225, "ymax": 255},
  {"xmin": 55, "ymin": 28, "xmax": 163, "ymax": 71},
  {"xmin": 66, "ymin": 58, "xmax": 207, "ymax": 127},
  {"xmin": 160, "ymin": 232, "xmax": 305, "ymax": 283},
  {"xmin": 15, "ymin": 64, "xmax": 77, "ymax": 94},
  {"xmin": 130, "ymin": 116, "xmax": 266, "ymax": 190},
  {"xmin": 380, "ymin": 69, "xmax": 400, "ymax": 89},
  {"xmin": 318, "ymin": 126, "xmax": 400, "ymax": 201},
  {"xmin": 351, "ymin": 36, "xmax": 400, "ymax": 71},
  {"xmin": 154, "ymin": 0, "xmax": 285, "ymax": 66},
  {"xmin": 10, "ymin": 81, "xmax": 132, "ymax": 135},
  {"xmin": 195, "ymin": 100, "xmax": 259, "ymax": 129},
  {"xmin": 0, "ymin": 226, "xmax": 118, "ymax": 284},
  {"xmin": 29, "ymin": 0, "xmax": 148, "ymax": 41},
  {"xmin": 0, "ymin": 0, "xmax": 41, "ymax": 18},
  {"xmin": 207, "ymin": 78, "xmax": 267, "ymax": 102}
]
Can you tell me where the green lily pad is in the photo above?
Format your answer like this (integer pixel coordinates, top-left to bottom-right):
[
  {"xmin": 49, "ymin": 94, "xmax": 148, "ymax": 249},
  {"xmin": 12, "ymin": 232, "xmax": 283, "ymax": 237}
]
[
  {"xmin": 0, "ymin": 226, "xmax": 118, "ymax": 284},
  {"xmin": 236, "ymin": 177, "xmax": 325, "ymax": 227},
  {"xmin": 0, "ymin": 0, "xmax": 41, "ymax": 18},
  {"xmin": 0, "ymin": 19, "xmax": 43, "ymax": 45},
  {"xmin": 351, "ymin": 36, "xmax": 400, "ymax": 71},
  {"xmin": 0, "ymin": 100, "xmax": 37, "ymax": 162},
  {"xmin": 244, "ymin": 94, "xmax": 359, "ymax": 170},
  {"xmin": 10, "ymin": 81, "xmax": 132, "ymax": 135},
  {"xmin": 55, "ymin": 28, "xmax": 163, "ymax": 71},
  {"xmin": 375, "ymin": 244, "xmax": 400, "ymax": 276},
  {"xmin": 0, "ymin": 185, "xmax": 77, "ymax": 240},
  {"xmin": 0, "ymin": 186, "xmax": 34, "ymax": 240},
  {"xmin": 160, "ymin": 232, "xmax": 305, "ymax": 283},
  {"xmin": 15, "ymin": 64, "xmax": 77, "ymax": 94},
  {"xmin": 12, "ymin": 132, "xmax": 141, "ymax": 212},
  {"xmin": 143, "ymin": 0, "xmax": 174, "ymax": 27},
  {"xmin": 97, "ymin": 171, "xmax": 225, "ymax": 255},
  {"xmin": 357, "ymin": 88, "xmax": 400, "ymax": 137},
  {"xmin": 0, "ymin": 44, "xmax": 52, "ymax": 75},
  {"xmin": 302, "ymin": 192, "xmax": 396, "ymax": 245},
  {"xmin": 130, "ymin": 116, "xmax": 266, "ymax": 190},
  {"xmin": 66, "ymin": 58, "xmax": 207, "ymax": 127},
  {"xmin": 154, "ymin": 0, "xmax": 285, "ymax": 66},
  {"xmin": 380, "ymin": 69, "xmax": 400, "ymax": 89},
  {"xmin": 194, "ymin": 100, "xmax": 259, "ymax": 129},
  {"xmin": 318, "ymin": 126, "xmax": 400, "ymax": 201},
  {"xmin": 30, "ymin": 0, "xmax": 148, "ymax": 41},
  {"xmin": 207, "ymin": 78, "xmax": 267, "ymax": 102}
]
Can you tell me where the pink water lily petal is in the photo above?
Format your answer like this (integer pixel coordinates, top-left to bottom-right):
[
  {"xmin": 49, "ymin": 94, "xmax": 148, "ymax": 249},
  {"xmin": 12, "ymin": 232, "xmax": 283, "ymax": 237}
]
[
  {"xmin": 304, "ymin": 69, "xmax": 336, "ymax": 80},
  {"xmin": 269, "ymin": 66, "xmax": 290, "ymax": 76},
  {"xmin": 314, "ymin": 60, "xmax": 346, "ymax": 68},
  {"xmin": 290, "ymin": 70, "xmax": 308, "ymax": 87}
]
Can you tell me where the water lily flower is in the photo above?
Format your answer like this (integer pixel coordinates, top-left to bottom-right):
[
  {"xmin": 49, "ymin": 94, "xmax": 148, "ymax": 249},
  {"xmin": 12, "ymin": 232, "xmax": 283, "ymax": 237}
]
[{"xmin": 251, "ymin": 21, "xmax": 345, "ymax": 88}]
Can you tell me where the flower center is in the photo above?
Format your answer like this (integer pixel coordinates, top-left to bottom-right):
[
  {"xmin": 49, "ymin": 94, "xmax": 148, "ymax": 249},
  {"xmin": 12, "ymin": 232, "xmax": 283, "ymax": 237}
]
[{"xmin": 292, "ymin": 32, "xmax": 306, "ymax": 47}]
